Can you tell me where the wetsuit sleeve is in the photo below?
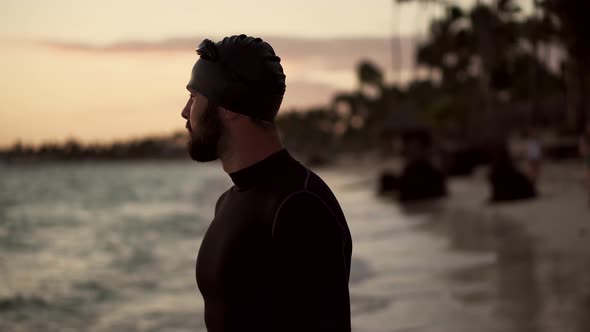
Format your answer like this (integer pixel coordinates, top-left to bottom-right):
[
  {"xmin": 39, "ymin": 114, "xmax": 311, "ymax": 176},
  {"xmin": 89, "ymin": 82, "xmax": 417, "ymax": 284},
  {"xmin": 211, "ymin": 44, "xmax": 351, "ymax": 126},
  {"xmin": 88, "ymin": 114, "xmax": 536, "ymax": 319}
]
[{"xmin": 271, "ymin": 191, "xmax": 351, "ymax": 332}]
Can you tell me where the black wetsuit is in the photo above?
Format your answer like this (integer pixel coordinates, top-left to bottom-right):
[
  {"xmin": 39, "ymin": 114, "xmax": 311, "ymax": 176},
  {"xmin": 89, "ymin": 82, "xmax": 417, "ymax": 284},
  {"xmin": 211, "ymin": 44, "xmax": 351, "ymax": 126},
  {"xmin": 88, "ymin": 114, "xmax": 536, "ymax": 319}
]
[{"xmin": 195, "ymin": 149, "xmax": 352, "ymax": 332}]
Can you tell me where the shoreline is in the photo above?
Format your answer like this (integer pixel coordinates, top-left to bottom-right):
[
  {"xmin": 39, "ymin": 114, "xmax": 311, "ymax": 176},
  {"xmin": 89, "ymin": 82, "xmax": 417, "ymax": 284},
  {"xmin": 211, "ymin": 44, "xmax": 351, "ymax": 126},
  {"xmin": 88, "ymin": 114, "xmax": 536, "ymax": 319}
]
[
  {"xmin": 444, "ymin": 160, "xmax": 589, "ymax": 255},
  {"xmin": 431, "ymin": 160, "xmax": 590, "ymax": 330}
]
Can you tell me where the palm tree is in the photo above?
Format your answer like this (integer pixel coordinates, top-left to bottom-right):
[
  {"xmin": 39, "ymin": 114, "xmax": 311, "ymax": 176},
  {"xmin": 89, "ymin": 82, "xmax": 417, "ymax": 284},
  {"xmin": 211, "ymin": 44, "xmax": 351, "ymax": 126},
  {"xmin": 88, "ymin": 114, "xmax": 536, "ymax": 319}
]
[
  {"xmin": 536, "ymin": 0, "xmax": 590, "ymax": 131},
  {"xmin": 357, "ymin": 60, "xmax": 385, "ymax": 95}
]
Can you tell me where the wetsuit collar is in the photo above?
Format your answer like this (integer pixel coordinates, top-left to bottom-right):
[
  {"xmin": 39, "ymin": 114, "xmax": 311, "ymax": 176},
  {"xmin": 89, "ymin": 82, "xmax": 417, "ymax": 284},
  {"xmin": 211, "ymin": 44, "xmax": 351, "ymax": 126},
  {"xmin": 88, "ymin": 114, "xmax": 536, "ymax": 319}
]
[{"xmin": 229, "ymin": 149, "xmax": 292, "ymax": 190}]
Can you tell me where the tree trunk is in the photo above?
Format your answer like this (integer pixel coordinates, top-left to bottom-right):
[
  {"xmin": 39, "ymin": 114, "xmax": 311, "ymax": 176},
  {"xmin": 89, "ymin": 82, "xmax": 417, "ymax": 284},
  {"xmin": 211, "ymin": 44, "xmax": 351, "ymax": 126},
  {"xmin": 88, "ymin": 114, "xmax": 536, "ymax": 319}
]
[
  {"xmin": 576, "ymin": 59, "xmax": 589, "ymax": 131},
  {"xmin": 564, "ymin": 64, "xmax": 577, "ymax": 131}
]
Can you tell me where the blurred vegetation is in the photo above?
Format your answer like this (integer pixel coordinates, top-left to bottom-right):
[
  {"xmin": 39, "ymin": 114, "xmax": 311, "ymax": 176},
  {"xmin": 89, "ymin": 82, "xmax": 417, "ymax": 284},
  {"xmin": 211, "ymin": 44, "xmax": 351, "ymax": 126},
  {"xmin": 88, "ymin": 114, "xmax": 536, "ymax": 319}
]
[
  {"xmin": 278, "ymin": 0, "xmax": 589, "ymax": 161},
  {"xmin": 0, "ymin": 134, "xmax": 188, "ymax": 163},
  {"xmin": 2, "ymin": 0, "xmax": 588, "ymax": 163}
]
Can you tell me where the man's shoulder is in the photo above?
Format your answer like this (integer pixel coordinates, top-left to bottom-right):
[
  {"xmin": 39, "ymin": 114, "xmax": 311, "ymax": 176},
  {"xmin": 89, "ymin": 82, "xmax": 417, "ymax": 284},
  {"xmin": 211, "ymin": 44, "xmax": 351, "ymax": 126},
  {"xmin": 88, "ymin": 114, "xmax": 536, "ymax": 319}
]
[
  {"xmin": 276, "ymin": 190, "xmax": 326, "ymax": 211},
  {"xmin": 214, "ymin": 189, "xmax": 232, "ymax": 215},
  {"xmin": 273, "ymin": 173, "xmax": 346, "ymax": 226}
]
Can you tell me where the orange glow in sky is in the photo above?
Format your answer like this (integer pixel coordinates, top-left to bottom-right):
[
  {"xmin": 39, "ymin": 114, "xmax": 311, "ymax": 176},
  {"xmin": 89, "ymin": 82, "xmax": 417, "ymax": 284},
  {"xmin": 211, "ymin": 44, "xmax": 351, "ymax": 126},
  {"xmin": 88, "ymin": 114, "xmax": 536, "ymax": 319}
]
[{"xmin": 0, "ymin": 0, "xmax": 520, "ymax": 147}]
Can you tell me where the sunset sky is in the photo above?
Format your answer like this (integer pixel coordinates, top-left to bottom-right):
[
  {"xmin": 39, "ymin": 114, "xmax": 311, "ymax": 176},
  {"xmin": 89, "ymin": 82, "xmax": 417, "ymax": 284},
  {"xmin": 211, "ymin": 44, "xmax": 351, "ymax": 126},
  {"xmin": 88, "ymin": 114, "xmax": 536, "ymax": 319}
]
[{"xmin": 0, "ymin": 0, "xmax": 530, "ymax": 147}]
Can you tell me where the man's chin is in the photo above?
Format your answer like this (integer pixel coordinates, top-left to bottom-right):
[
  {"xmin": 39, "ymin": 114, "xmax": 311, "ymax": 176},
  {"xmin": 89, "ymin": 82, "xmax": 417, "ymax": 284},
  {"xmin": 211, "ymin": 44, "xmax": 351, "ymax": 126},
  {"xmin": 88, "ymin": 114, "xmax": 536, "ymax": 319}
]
[
  {"xmin": 190, "ymin": 154, "xmax": 219, "ymax": 162},
  {"xmin": 187, "ymin": 142, "xmax": 219, "ymax": 162}
]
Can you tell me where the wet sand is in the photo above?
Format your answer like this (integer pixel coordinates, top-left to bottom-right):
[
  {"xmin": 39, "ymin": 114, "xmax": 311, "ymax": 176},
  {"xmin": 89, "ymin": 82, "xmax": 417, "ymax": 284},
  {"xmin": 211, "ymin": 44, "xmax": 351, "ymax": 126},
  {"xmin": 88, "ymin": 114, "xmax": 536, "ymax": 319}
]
[
  {"xmin": 431, "ymin": 161, "xmax": 590, "ymax": 332},
  {"xmin": 329, "ymin": 156, "xmax": 589, "ymax": 331}
]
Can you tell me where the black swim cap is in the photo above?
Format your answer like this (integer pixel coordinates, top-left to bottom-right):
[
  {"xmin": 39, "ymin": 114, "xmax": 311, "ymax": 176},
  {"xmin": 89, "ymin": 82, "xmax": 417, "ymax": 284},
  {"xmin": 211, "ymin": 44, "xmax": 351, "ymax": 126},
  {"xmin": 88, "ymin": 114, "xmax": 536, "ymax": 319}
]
[{"xmin": 187, "ymin": 34, "xmax": 286, "ymax": 122}]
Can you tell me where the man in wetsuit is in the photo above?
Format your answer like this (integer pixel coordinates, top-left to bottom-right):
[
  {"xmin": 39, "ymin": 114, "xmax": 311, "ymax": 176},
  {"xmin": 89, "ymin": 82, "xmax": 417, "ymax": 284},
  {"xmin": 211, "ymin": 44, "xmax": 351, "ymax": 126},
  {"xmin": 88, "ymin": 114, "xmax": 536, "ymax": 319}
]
[{"xmin": 180, "ymin": 34, "xmax": 353, "ymax": 332}]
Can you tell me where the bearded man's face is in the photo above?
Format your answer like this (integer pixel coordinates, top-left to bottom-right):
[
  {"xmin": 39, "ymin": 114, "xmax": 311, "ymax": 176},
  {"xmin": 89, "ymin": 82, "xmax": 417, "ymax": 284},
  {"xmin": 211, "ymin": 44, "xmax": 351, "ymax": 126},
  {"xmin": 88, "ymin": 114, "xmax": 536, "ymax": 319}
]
[{"xmin": 181, "ymin": 91, "xmax": 224, "ymax": 162}]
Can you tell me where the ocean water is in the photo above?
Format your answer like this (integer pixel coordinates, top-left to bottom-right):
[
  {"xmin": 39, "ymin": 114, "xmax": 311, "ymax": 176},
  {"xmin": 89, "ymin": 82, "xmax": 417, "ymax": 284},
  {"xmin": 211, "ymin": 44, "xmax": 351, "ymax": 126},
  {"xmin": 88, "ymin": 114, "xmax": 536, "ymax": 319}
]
[{"xmin": 0, "ymin": 161, "xmax": 564, "ymax": 332}]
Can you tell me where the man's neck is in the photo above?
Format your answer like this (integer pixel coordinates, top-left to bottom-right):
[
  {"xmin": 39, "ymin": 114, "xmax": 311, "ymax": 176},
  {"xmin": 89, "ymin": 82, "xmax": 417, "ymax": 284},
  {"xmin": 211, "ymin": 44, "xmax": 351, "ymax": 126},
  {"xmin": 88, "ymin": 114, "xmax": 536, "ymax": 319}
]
[{"xmin": 220, "ymin": 140, "xmax": 284, "ymax": 174}]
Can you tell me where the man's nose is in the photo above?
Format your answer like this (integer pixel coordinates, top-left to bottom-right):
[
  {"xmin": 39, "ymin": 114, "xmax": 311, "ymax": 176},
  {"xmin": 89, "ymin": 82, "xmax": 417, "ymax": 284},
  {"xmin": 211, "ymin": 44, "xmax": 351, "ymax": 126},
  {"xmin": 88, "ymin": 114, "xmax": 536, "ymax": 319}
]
[{"xmin": 181, "ymin": 98, "xmax": 191, "ymax": 120}]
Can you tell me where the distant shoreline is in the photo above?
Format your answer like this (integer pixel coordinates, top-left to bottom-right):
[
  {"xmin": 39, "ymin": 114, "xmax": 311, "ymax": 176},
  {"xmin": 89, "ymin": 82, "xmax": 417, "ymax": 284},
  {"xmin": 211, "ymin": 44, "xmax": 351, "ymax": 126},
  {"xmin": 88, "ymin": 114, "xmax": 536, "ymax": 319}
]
[{"xmin": 0, "ymin": 157, "xmax": 196, "ymax": 166}]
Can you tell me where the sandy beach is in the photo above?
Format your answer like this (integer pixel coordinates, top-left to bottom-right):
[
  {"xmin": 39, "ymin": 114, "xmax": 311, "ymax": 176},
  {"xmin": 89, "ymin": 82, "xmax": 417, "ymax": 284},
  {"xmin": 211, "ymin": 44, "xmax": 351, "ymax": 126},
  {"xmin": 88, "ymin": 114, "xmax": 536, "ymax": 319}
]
[
  {"xmin": 445, "ymin": 160, "xmax": 589, "ymax": 257},
  {"xmin": 433, "ymin": 160, "xmax": 590, "ymax": 331},
  {"xmin": 329, "ymin": 154, "xmax": 590, "ymax": 331}
]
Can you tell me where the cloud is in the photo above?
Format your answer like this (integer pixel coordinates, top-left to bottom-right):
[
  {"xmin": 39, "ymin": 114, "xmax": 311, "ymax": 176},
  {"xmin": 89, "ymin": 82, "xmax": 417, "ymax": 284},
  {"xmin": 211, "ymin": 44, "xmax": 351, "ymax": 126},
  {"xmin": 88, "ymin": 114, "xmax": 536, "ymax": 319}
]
[
  {"xmin": 39, "ymin": 35, "xmax": 418, "ymax": 72},
  {"xmin": 281, "ymin": 80, "xmax": 340, "ymax": 110},
  {"xmin": 39, "ymin": 37, "xmax": 196, "ymax": 53}
]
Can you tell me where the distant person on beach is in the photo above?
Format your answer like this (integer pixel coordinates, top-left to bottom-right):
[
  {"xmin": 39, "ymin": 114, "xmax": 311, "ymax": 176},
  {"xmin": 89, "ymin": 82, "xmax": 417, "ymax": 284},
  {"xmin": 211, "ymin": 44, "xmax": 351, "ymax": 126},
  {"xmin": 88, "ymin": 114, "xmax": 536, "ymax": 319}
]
[
  {"xmin": 488, "ymin": 143, "xmax": 536, "ymax": 202},
  {"xmin": 524, "ymin": 125, "xmax": 542, "ymax": 184},
  {"xmin": 180, "ymin": 35, "xmax": 352, "ymax": 332},
  {"xmin": 579, "ymin": 122, "xmax": 590, "ymax": 206}
]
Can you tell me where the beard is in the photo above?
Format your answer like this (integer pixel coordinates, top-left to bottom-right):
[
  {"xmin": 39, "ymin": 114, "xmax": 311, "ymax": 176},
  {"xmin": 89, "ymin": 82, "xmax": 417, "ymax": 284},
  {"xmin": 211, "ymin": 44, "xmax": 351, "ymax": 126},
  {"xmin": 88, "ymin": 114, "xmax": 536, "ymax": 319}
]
[{"xmin": 187, "ymin": 102, "xmax": 224, "ymax": 162}]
